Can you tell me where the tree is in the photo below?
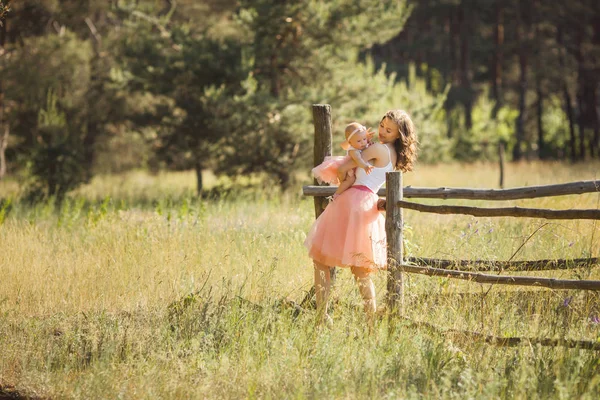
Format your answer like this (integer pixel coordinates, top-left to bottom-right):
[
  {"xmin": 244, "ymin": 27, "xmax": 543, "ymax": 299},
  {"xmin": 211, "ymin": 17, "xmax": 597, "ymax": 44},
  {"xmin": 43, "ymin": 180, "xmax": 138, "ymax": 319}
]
[
  {"xmin": 204, "ymin": 0, "xmax": 413, "ymax": 188},
  {"xmin": 0, "ymin": 0, "xmax": 10, "ymax": 180},
  {"xmin": 114, "ymin": 0, "xmax": 245, "ymax": 194},
  {"xmin": 3, "ymin": 1, "xmax": 127, "ymax": 199},
  {"xmin": 366, "ymin": 0, "xmax": 600, "ymax": 162},
  {"xmin": 116, "ymin": 0, "xmax": 414, "ymax": 191}
]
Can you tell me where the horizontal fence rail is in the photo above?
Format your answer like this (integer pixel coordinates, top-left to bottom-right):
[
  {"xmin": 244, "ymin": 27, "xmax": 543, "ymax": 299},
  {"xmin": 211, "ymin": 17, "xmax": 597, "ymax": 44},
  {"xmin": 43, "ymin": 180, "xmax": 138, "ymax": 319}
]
[
  {"xmin": 303, "ymin": 179, "xmax": 600, "ymax": 200},
  {"xmin": 407, "ymin": 257, "xmax": 600, "ymax": 272},
  {"xmin": 404, "ymin": 318, "xmax": 600, "ymax": 350},
  {"xmin": 399, "ymin": 263, "xmax": 600, "ymax": 291},
  {"xmin": 396, "ymin": 200, "xmax": 600, "ymax": 220}
]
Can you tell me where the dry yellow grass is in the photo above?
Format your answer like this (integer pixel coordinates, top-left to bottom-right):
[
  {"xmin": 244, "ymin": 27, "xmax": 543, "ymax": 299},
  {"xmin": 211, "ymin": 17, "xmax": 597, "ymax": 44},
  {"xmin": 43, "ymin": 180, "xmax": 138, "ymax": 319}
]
[{"xmin": 1, "ymin": 161, "xmax": 599, "ymax": 399}]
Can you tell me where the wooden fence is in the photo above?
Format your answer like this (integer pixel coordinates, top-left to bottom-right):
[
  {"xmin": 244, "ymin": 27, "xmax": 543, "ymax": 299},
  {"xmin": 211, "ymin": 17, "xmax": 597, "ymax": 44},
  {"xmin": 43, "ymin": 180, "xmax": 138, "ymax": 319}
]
[{"xmin": 304, "ymin": 104, "xmax": 600, "ymax": 347}]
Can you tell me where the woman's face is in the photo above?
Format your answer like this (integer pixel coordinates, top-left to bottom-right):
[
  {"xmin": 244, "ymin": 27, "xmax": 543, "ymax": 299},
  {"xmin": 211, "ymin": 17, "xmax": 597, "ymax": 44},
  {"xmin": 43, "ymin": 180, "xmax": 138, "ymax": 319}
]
[{"xmin": 378, "ymin": 117, "xmax": 400, "ymax": 144}]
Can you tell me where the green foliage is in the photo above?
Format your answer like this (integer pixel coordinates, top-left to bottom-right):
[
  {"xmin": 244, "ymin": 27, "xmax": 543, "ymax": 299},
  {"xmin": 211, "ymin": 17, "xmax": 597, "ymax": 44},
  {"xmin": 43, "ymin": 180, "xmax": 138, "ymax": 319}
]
[
  {"xmin": 113, "ymin": 0, "xmax": 419, "ymax": 189},
  {"xmin": 0, "ymin": 197, "xmax": 12, "ymax": 225},
  {"xmin": 540, "ymin": 97, "xmax": 574, "ymax": 159},
  {"xmin": 0, "ymin": 2, "xmax": 9, "ymax": 23},
  {"xmin": 23, "ymin": 91, "xmax": 88, "ymax": 200},
  {"xmin": 7, "ymin": 0, "xmax": 595, "ymax": 196},
  {"xmin": 201, "ymin": 0, "xmax": 421, "ymax": 186},
  {"xmin": 201, "ymin": 76, "xmax": 310, "ymax": 187},
  {"xmin": 386, "ymin": 64, "xmax": 451, "ymax": 164},
  {"xmin": 4, "ymin": 27, "xmax": 129, "ymax": 199},
  {"xmin": 453, "ymin": 94, "xmax": 517, "ymax": 161},
  {"xmin": 115, "ymin": 9, "xmax": 246, "ymax": 174},
  {"xmin": 373, "ymin": 0, "xmax": 600, "ymax": 162}
]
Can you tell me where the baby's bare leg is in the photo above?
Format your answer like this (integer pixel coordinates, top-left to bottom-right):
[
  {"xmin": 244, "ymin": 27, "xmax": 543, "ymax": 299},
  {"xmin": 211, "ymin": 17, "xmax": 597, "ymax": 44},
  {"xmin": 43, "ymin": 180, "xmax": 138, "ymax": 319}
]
[
  {"xmin": 336, "ymin": 170, "xmax": 348, "ymax": 185},
  {"xmin": 334, "ymin": 173, "xmax": 356, "ymax": 196}
]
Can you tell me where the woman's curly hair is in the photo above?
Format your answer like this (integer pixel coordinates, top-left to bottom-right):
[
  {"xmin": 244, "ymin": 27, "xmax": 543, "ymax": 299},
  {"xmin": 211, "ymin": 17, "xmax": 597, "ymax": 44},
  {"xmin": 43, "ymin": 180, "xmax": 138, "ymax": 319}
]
[{"xmin": 382, "ymin": 110, "xmax": 418, "ymax": 172}]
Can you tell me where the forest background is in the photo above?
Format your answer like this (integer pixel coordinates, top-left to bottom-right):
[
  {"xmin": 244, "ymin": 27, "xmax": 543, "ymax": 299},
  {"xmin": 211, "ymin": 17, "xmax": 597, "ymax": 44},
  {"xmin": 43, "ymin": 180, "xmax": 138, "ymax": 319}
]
[
  {"xmin": 0, "ymin": 0, "xmax": 599, "ymax": 199},
  {"xmin": 2, "ymin": 2, "xmax": 600, "ymax": 398}
]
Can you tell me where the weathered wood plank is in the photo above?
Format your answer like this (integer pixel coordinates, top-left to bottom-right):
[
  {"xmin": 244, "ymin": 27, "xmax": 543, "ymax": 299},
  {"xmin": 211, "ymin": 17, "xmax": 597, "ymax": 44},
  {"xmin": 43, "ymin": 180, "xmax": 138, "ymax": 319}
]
[
  {"xmin": 397, "ymin": 200, "xmax": 600, "ymax": 220},
  {"xmin": 302, "ymin": 180, "xmax": 600, "ymax": 200},
  {"xmin": 398, "ymin": 263, "xmax": 600, "ymax": 290},
  {"xmin": 406, "ymin": 256, "xmax": 600, "ymax": 272},
  {"xmin": 311, "ymin": 104, "xmax": 332, "ymax": 218},
  {"xmin": 310, "ymin": 104, "xmax": 336, "ymax": 286},
  {"xmin": 403, "ymin": 318, "xmax": 600, "ymax": 350}
]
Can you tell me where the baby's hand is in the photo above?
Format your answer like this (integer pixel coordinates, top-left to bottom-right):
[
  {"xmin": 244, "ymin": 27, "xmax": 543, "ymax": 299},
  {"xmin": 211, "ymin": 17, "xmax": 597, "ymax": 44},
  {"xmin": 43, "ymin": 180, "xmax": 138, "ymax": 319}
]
[
  {"xmin": 364, "ymin": 165, "xmax": 374, "ymax": 175},
  {"xmin": 366, "ymin": 128, "xmax": 376, "ymax": 143}
]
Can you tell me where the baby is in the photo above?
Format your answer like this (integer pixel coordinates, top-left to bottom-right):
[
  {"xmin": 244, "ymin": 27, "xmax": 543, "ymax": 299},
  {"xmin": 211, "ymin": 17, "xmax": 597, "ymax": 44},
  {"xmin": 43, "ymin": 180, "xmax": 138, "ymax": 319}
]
[{"xmin": 312, "ymin": 122, "xmax": 374, "ymax": 198}]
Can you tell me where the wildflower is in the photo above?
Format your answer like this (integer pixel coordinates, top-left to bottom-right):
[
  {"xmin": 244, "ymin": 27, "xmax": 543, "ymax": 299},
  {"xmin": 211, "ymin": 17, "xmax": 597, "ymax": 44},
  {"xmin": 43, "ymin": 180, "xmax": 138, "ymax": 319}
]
[{"xmin": 563, "ymin": 297, "xmax": 572, "ymax": 307}]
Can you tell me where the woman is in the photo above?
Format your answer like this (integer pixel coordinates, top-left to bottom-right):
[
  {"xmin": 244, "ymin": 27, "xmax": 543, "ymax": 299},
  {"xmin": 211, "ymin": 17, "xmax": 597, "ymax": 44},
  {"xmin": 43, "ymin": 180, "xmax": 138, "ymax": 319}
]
[{"xmin": 305, "ymin": 109, "xmax": 418, "ymax": 323}]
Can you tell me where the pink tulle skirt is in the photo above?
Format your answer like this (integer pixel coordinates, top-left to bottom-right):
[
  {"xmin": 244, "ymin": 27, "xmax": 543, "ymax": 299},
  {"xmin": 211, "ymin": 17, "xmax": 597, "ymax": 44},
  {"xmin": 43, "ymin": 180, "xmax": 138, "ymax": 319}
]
[
  {"xmin": 304, "ymin": 186, "xmax": 387, "ymax": 270},
  {"xmin": 311, "ymin": 155, "xmax": 352, "ymax": 185}
]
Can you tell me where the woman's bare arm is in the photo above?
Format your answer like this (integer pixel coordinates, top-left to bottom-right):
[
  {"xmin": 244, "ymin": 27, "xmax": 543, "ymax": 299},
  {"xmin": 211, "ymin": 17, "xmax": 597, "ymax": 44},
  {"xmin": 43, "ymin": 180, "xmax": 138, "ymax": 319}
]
[{"xmin": 338, "ymin": 144, "xmax": 387, "ymax": 175}]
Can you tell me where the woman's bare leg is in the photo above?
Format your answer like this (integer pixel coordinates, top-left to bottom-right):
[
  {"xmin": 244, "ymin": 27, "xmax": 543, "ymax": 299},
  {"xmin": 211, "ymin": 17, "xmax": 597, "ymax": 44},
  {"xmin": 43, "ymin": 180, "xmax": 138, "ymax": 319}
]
[
  {"xmin": 351, "ymin": 266, "xmax": 376, "ymax": 321},
  {"xmin": 314, "ymin": 261, "xmax": 333, "ymax": 324}
]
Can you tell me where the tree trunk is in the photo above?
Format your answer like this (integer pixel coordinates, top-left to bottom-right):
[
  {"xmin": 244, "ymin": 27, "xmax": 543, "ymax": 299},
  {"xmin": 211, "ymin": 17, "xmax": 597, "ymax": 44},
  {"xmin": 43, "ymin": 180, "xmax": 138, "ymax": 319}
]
[
  {"xmin": 533, "ymin": 15, "xmax": 545, "ymax": 159},
  {"xmin": 458, "ymin": 1, "xmax": 472, "ymax": 130},
  {"xmin": 557, "ymin": 25, "xmax": 577, "ymax": 161},
  {"xmin": 0, "ymin": 116, "xmax": 7, "ymax": 181},
  {"xmin": 446, "ymin": 9, "xmax": 457, "ymax": 139},
  {"xmin": 491, "ymin": 2, "xmax": 504, "ymax": 117},
  {"xmin": 83, "ymin": 15, "xmax": 103, "ymax": 182},
  {"xmin": 592, "ymin": 13, "xmax": 600, "ymax": 158},
  {"xmin": 575, "ymin": 32, "xmax": 587, "ymax": 161},
  {"xmin": 576, "ymin": 90, "xmax": 586, "ymax": 160},
  {"xmin": 269, "ymin": 53, "xmax": 280, "ymax": 98},
  {"xmin": 0, "ymin": 7, "xmax": 7, "ymax": 180},
  {"xmin": 590, "ymin": 84, "xmax": 599, "ymax": 158},
  {"xmin": 564, "ymin": 88, "xmax": 577, "ymax": 161},
  {"xmin": 276, "ymin": 168, "xmax": 290, "ymax": 190},
  {"xmin": 536, "ymin": 77, "xmax": 544, "ymax": 159},
  {"xmin": 513, "ymin": 5, "xmax": 528, "ymax": 161},
  {"xmin": 195, "ymin": 160, "xmax": 203, "ymax": 195}
]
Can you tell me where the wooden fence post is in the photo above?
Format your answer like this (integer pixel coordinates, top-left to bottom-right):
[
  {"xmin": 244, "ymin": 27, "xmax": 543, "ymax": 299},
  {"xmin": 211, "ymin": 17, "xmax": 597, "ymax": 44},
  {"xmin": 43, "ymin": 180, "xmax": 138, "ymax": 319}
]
[
  {"xmin": 311, "ymin": 104, "xmax": 336, "ymax": 283},
  {"xmin": 386, "ymin": 171, "xmax": 404, "ymax": 313},
  {"xmin": 312, "ymin": 104, "xmax": 333, "ymax": 217}
]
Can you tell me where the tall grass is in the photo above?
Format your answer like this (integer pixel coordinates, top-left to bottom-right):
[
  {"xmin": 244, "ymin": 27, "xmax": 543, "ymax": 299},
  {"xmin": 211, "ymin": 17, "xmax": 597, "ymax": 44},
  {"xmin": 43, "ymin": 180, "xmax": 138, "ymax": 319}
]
[{"xmin": 1, "ymin": 162, "xmax": 599, "ymax": 399}]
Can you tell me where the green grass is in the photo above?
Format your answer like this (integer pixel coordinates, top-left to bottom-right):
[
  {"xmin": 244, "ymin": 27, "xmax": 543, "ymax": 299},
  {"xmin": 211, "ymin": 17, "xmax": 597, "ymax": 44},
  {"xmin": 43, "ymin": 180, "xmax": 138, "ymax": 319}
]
[{"xmin": 1, "ymin": 161, "xmax": 600, "ymax": 399}]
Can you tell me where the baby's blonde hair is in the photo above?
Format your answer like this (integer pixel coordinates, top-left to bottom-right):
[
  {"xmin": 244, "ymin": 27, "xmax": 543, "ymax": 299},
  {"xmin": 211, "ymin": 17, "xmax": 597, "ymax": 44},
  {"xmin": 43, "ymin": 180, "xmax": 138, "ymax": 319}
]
[
  {"xmin": 344, "ymin": 122, "xmax": 365, "ymax": 139},
  {"xmin": 382, "ymin": 110, "xmax": 418, "ymax": 172},
  {"xmin": 340, "ymin": 121, "xmax": 367, "ymax": 150}
]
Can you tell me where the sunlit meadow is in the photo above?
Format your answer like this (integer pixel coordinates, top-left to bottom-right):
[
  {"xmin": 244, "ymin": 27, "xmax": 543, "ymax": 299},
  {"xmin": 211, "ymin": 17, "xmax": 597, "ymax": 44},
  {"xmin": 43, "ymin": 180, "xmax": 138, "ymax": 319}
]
[{"xmin": 1, "ymin": 161, "xmax": 599, "ymax": 399}]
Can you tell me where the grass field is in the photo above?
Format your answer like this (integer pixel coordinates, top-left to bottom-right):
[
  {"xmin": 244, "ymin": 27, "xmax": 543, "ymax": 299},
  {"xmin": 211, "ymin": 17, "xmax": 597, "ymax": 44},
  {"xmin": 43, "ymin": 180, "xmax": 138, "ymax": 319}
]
[{"xmin": 1, "ymin": 161, "xmax": 599, "ymax": 399}]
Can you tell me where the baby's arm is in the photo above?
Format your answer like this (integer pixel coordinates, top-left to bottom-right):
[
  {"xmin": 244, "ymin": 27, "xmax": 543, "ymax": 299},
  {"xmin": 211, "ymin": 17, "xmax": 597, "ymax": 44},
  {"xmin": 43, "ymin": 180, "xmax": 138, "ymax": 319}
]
[
  {"xmin": 333, "ymin": 172, "xmax": 356, "ymax": 199},
  {"xmin": 348, "ymin": 149, "xmax": 374, "ymax": 174},
  {"xmin": 338, "ymin": 143, "xmax": 387, "ymax": 175}
]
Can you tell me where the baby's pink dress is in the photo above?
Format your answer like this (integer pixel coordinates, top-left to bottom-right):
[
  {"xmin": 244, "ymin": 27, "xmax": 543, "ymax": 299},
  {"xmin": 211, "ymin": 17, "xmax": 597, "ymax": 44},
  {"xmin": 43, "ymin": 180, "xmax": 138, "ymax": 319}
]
[{"xmin": 311, "ymin": 147, "xmax": 360, "ymax": 185}]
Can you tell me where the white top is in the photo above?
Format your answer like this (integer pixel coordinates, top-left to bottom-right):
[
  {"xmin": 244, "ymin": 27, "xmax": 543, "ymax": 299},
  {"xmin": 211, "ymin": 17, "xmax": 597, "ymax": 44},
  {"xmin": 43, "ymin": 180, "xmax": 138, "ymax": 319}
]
[
  {"xmin": 346, "ymin": 145, "xmax": 360, "ymax": 154},
  {"xmin": 353, "ymin": 145, "xmax": 394, "ymax": 193}
]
